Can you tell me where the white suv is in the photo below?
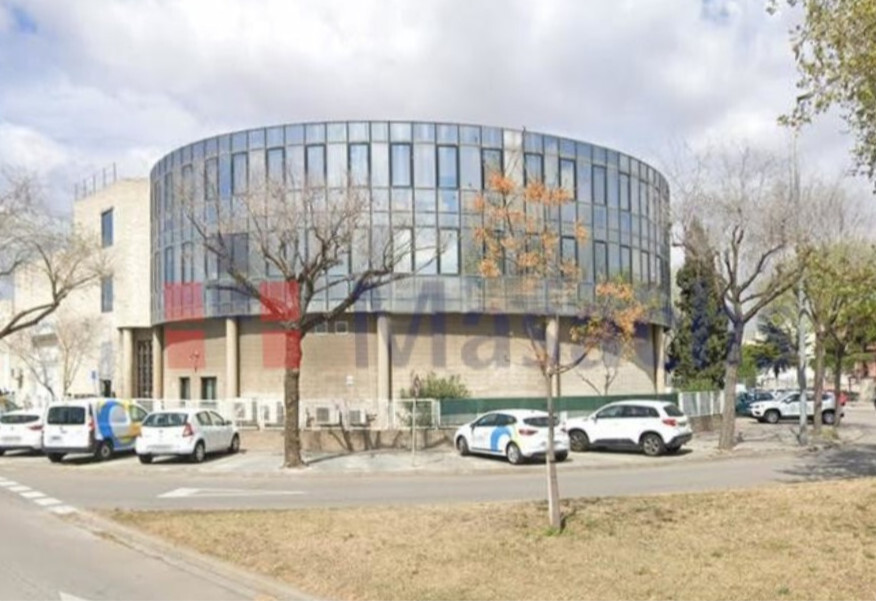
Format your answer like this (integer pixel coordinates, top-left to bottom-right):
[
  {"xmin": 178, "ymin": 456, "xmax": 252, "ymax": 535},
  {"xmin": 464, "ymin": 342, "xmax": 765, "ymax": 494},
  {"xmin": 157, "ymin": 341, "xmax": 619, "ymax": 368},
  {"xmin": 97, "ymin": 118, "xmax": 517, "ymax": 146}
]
[
  {"xmin": 749, "ymin": 391, "xmax": 839, "ymax": 424},
  {"xmin": 565, "ymin": 400, "xmax": 693, "ymax": 457}
]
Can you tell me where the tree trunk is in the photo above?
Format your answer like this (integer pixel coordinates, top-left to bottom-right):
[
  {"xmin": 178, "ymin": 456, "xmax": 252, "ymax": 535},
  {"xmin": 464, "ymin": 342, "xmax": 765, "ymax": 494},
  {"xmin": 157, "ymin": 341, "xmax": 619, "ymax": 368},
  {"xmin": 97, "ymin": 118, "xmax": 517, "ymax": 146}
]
[
  {"xmin": 718, "ymin": 323, "xmax": 744, "ymax": 450},
  {"xmin": 544, "ymin": 371, "xmax": 561, "ymax": 531},
  {"xmin": 283, "ymin": 330, "xmax": 304, "ymax": 468},
  {"xmin": 833, "ymin": 346, "xmax": 845, "ymax": 427},
  {"xmin": 812, "ymin": 331, "xmax": 826, "ymax": 437}
]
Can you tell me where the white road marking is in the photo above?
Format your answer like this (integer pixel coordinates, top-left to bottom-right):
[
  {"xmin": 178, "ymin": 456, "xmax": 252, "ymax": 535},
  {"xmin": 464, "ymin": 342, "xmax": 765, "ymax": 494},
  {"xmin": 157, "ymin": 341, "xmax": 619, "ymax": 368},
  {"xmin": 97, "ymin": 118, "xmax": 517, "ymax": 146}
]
[
  {"xmin": 59, "ymin": 591, "xmax": 90, "ymax": 601},
  {"xmin": 49, "ymin": 505, "xmax": 77, "ymax": 515},
  {"xmin": 8, "ymin": 485, "xmax": 31, "ymax": 492},
  {"xmin": 20, "ymin": 491, "xmax": 45, "ymax": 499},
  {"xmin": 34, "ymin": 497, "xmax": 62, "ymax": 507},
  {"xmin": 158, "ymin": 487, "xmax": 305, "ymax": 499},
  {"xmin": 0, "ymin": 481, "xmax": 18, "ymax": 487}
]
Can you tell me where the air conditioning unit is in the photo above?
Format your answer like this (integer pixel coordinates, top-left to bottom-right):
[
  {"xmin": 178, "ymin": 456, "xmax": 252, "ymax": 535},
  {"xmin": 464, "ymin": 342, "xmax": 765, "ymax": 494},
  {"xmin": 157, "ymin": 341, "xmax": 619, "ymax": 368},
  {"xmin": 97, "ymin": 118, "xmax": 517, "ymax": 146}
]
[
  {"xmin": 314, "ymin": 406, "xmax": 334, "ymax": 425},
  {"xmin": 347, "ymin": 409, "xmax": 368, "ymax": 427}
]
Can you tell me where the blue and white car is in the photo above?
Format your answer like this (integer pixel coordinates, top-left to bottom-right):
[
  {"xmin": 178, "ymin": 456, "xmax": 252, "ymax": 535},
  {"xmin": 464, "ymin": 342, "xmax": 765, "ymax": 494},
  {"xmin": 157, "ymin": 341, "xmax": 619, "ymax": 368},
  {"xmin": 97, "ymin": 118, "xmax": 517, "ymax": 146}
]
[{"xmin": 454, "ymin": 409, "xmax": 570, "ymax": 465}]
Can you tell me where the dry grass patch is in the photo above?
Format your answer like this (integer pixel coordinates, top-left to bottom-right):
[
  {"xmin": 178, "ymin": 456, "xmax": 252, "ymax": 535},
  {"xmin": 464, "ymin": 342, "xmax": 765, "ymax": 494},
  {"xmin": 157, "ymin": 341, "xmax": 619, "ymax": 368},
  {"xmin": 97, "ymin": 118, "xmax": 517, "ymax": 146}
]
[{"xmin": 107, "ymin": 478, "xmax": 876, "ymax": 600}]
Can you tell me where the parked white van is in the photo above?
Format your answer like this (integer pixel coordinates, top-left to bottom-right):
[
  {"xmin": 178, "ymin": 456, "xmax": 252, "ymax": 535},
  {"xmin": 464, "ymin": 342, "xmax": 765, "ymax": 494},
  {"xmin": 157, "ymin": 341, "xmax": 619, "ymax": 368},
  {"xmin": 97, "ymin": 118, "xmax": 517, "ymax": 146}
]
[{"xmin": 42, "ymin": 399, "xmax": 149, "ymax": 463}]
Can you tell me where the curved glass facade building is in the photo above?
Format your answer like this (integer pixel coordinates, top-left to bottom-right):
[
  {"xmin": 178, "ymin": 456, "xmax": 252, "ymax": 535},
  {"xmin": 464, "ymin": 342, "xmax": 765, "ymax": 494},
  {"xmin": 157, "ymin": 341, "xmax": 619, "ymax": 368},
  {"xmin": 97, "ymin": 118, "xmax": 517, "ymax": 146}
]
[{"xmin": 150, "ymin": 121, "xmax": 671, "ymax": 327}]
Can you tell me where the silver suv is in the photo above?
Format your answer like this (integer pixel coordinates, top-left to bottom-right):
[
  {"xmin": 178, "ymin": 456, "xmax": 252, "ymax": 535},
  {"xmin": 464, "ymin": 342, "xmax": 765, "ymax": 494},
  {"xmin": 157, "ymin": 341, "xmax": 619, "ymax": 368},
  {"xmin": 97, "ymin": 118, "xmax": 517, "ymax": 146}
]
[{"xmin": 749, "ymin": 391, "xmax": 839, "ymax": 425}]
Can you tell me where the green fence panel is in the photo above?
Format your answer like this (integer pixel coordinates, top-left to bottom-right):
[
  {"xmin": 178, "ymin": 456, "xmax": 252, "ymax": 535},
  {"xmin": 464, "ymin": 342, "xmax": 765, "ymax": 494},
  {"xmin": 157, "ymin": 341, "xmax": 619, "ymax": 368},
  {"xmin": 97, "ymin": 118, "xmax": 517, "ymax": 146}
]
[{"xmin": 439, "ymin": 392, "xmax": 680, "ymax": 426}]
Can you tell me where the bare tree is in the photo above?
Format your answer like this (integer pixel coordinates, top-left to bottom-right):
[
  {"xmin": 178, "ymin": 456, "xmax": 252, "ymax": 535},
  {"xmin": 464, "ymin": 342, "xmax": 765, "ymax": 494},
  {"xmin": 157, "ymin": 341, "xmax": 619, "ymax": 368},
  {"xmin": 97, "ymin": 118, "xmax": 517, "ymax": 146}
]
[
  {"xmin": 181, "ymin": 170, "xmax": 421, "ymax": 468},
  {"xmin": 3, "ymin": 311, "xmax": 99, "ymax": 400},
  {"xmin": 0, "ymin": 169, "xmax": 105, "ymax": 342},
  {"xmin": 670, "ymin": 145, "xmax": 801, "ymax": 450}
]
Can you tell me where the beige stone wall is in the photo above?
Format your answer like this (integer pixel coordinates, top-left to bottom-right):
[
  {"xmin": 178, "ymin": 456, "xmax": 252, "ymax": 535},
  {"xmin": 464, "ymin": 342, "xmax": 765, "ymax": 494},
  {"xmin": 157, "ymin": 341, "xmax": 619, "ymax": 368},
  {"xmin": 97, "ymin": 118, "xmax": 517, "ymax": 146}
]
[
  {"xmin": 163, "ymin": 319, "xmax": 226, "ymax": 399},
  {"xmin": 154, "ymin": 312, "xmax": 659, "ymax": 402}
]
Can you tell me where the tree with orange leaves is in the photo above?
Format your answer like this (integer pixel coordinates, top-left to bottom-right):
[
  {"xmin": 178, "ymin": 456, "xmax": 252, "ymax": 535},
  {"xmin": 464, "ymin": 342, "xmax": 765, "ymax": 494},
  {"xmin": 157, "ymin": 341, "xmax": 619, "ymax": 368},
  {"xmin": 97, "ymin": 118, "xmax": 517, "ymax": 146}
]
[{"xmin": 474, "ymin": 160, "xmax": 646, "ymax": 530}]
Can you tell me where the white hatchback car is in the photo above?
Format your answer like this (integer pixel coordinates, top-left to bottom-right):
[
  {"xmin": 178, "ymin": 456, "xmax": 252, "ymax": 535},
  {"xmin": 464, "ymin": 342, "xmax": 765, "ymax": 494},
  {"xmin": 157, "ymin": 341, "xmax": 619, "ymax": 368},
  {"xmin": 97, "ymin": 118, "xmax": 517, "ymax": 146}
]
[
  {"xmin": 454, "ymin": 409, "xmax": 570, "ymax": 465},
  {"xmin": 135, "ymin": 409, "xmax": 240, "ymax": 464},
  {"xmin": 0, "ymin": 410, "xmax": 44, "ymax": 454},
  {"xmin": 565, "ymin": 400, "xmax": 693, "ymax": 457}
]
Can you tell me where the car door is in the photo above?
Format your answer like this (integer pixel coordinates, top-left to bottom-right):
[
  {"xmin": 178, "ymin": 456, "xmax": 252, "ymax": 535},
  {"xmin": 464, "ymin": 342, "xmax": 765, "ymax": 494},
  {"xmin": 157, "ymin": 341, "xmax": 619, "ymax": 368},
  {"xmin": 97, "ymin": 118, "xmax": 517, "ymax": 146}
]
[
  {"xmin": 619, "ymin": 405, "xmax": 655, "ymax": 446},
  {"xmin": 209, "ymin": 411, "xmax": 233, "ymax": 449},
  {"xmin": 195, "ymin": 411, "xmax": 215, "ymax": 451},
  {"xmin": 470, "ymin": 413, "xmax": 500, "ymax": 452},
  {"xmin": 588, "ymin": 405, "xmax": 625, "ymax": 445},
  {"xmin": 782, "ymin": 393, "xmax": 801, "ymax": 418}
]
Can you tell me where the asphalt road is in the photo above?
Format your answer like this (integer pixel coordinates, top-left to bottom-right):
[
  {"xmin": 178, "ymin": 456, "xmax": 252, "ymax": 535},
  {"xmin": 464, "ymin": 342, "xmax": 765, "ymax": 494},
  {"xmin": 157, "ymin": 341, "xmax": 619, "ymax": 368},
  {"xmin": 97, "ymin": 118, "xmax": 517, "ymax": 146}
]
[
  {"xmin": 0, "ymin": 490, "xmax": 279, "ymax": 601},
  {"xmin": 2, "ymin": 443, "xmax": 875, "ymax": 512}
]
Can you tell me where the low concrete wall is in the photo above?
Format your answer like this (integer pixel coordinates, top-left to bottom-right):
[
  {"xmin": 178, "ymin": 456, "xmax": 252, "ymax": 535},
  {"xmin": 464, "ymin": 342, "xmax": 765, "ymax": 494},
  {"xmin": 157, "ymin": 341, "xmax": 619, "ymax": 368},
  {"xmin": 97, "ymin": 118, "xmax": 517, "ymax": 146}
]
[{"xmin": 301, "ymin": 428, "xmax": 453, "ymax": 453}]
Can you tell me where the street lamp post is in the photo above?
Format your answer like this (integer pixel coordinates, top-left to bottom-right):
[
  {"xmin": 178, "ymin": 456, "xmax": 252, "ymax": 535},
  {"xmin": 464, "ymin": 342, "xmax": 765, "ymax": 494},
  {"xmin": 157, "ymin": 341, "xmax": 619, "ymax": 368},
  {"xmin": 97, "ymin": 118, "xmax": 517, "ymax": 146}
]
[{"xmin": 411, "ymin": 375, "xmax": 421, "ymax": 461}]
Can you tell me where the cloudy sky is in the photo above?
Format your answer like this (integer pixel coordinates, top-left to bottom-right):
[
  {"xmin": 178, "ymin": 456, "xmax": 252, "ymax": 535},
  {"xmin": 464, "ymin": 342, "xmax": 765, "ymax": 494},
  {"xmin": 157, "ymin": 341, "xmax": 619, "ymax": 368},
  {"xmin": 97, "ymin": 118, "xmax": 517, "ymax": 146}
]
[{"xmin": 0, "ymin": 0, "xmax": 870, "ymax": 211}]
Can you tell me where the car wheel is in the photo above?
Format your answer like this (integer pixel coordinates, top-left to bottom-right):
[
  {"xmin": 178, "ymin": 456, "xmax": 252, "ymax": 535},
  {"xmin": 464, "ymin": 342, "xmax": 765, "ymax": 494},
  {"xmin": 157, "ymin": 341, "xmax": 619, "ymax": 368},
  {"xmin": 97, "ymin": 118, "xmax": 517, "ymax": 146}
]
[
  {"xmin": 506, "ymin": 442, "xmax": 524, "ymax": 465},
  {"xmin": 191, "ymin": 441, "xmax": 206, "ymax": 463},
  {"xmin": 138, "ymin": 454, "xmax": 153, "ymax": 465},
  {"xmin": 641, "ymin": 433, "xmax": 666, "ymax": 457},
  {"xmin": 47, "ymin": 453, "xmax": 64, "ymax": 463},
  {"xmin": 555, "ymin": 451, "xmax": 568, "ymax": 462},
  {"xmin": 95, "ymin": 440, "xmax": 113, "ymax": 462},
  {"xmin": 228, "ymin": 434, "xmax": 241, "ymax": 454},
  {"xmin": 822, "ymin": 410, "xmax": 836, "ymax": 425},
  {"xmin": 456, "ymin": 436, "xmax": 470, "ymax": 456},
  {"xmin": 765, "ymin": 410, "xmax": 780, "ymax": 425},
  {"xmin": 569, "ymin": 430, "xmax": 590, "ymax": 452}
]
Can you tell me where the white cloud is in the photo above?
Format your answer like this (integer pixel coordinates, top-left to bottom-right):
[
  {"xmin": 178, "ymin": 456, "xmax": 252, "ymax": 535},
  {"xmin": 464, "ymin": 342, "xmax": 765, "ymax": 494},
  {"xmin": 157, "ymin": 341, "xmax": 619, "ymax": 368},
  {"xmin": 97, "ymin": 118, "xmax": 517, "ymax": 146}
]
[
  {"xmin": 0, "ymin": 0, "xmax": 870, "ymax": 211},
  {"xmin": 0, "ymin": 122, "xmax": 67, "ymax": 171}
]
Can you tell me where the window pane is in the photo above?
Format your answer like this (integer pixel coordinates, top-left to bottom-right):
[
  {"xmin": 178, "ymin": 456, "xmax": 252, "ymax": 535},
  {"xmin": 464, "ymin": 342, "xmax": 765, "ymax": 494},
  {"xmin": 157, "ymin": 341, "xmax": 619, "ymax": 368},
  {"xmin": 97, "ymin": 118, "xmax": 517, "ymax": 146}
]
[
  {"xmin": 101, "ymin": 209, "xmax": 113, "ymax": 247},
  {"xmin": 414, "ymin": 123, "xmax": 435, "ymax": 142},
  {"xmin": 413, "ymin": 144, "xmax": 435, "ymax": 188},
  {"xmin": 394, "ymin": 227, "xmax": 413, "ymax": 273},
  {"xmin": 267, "ymin": 126, "xmax": 284, "ymax": 147},
  {"xmin": 620, "ymin": 174, "xmax": 630, "ymax": 210},
  {"xmin": 483, "ymin": 149, "xmax": 502, "ymax": 182},
  {"xmin": 439, "ymin": 190, "xmax": 459, "ymax": 213},
  {"xmin": 594, "ymin": 242, "xmax": 607, "ymax": 280},
  {"xmin": 593, "ymin": 165, "xmax": 606, "ymax": 204},
  {"xmin": 608, "ymin": 168, "xmax": 619, "ymax": 208},
  {"xmin": 327, "ymin": 123, "xmax": 346, "ymax": 143},
  {"xmin": 164, "ymin": 247, "xmax": 175, "ymax": 283},
  {"xmin": 440, "ymin": 229, "xmax": 459, "ymax": 274},
  {"xmin": 267, "ymin": 148, "xmax": 284, "ymax": 185},
  {"xmin": 307, "ymin": 145, "xmax": 325, "ymax": 187},
  {"xmin": 305, "ymin": 123, "xmax": 325, "ymax": 144},
  {"xmin": 460, "ymin": 146, "xmax": 481, "ymax": 190},
  {"xmin": 415, "ymin": 227, "xmax": 437, "ymax": 274},
  {"xmin": 482, "ymin": 127, "xmax": 502, "ymax": 148},
  {"xmin": 372, "ymin": 143, "xmax": 389, "ymax": 187},
  {"xmin": 560, "ymin": 159, "xmax": 575, "ymax": 195},
  {"xmin": 287, "ymin": 146, "xmax": 305, "ymax": 189},
  {"xmin": 437, "ymin": 124, "xmax": 458, "ymax": 144},
  {"xmin": 608, "ymin": 243, "xmax": 620, "ymax": 276},
  {"xmin": 460, "ymin": 126, "xmax": 480, "ymax": 145},
  {"xmin": 350, "ymin": 144, "xmax": 369, "ymax": 186},
  {"xmin": 525, "ymin": 153, "xmax": 542, "ymax": 184},
  {"xmin": 390, "ymin": 122, "xmax": 412, "ymax": 142},
  {"xmin": 327, "ymin": 143, "xmax": 347, "ymax": 188},
  {"xmin": 391, "ymin": 144, "xmax": 411, "ymax": 187},
  {"xmin": 621, "ymin": 245, "xmax": 632, "ymax": 280},
  {"xmin": 219, "ymin": 155, "xmax": 231, "ymax": 198},
  {"xmin": 438, "ymin": 146, "xmax": 458, "ymax": 189},
  {"xmin": 415, "ymin": 189, "xmax": 435, "ymax": 213}
]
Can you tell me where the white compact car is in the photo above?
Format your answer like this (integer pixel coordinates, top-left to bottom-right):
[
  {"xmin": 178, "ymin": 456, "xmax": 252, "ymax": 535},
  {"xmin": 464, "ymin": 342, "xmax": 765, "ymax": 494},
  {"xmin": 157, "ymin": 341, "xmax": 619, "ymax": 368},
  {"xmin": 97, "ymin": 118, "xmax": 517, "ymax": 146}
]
[
  {"xmin": 135, "ymin": 409, "xmax": 240, "ymax": 464},
  {"xmin": 749, "ymin": 391, "xmax": 840, "ymax": 424},
  {"xmin": 565, "ymin": 400, "xmax": 693, "ymax": 457},
  {"xmin": 0, "ymin": 410, "xmax": 44, "ymax": 454},
  {"xmin": 454, "ymin": 409, "xmax": 570, "ymax": 465}
]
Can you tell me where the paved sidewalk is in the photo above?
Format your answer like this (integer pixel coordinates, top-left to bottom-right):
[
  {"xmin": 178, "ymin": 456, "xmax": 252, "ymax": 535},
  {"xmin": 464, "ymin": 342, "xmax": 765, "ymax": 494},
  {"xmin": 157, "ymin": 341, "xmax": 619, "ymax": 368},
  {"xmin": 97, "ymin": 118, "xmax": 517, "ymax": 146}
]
[{"xmin": 205, "ymin": 415, "xmax": 869, "ymax": 477}]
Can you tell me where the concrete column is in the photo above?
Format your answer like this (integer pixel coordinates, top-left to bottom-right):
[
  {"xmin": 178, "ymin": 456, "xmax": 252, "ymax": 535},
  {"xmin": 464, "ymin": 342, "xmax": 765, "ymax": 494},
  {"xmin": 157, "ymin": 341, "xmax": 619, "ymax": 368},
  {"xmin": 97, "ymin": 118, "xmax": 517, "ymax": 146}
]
[
  {"xmin": 225, "ymin": 317, "xmax": 239, "ymax": 399},
  {"xmin": 152, "ymin": 327, "xmax": 163, "ymax": 399},
  {"xmin": 121, "ymin": 328, "xmax": 134, "ymax": 398},
  {"xmin": 653, "ymin": 325, "xmax": 665, "ymax": 393},
  {"xmin": 376, "ymin": 315, "xmax": 391, "ymax": 423}
]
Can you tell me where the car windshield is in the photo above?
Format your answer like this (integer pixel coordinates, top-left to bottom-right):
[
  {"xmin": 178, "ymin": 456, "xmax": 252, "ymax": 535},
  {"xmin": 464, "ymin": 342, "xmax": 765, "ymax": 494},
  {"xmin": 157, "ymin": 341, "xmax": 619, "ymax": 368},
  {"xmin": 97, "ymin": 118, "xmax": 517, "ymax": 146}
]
[
  {"xmin": 663, "ymin": 404, "xmax": 685, "ymax": 417},
  {"xmin": 142, "ymin": 412, "xmax": 188, "ymax": 428},
  {"xmin": 522, "ymin": 416, "xmax": 558, "ymax": 427},
  {"xmin": 47, "ymin": 406, "xmax": 86, "ymax": 425},
  {"xmin": 0, "ymin": 414, "xmax": 39, "ymax": 424}
]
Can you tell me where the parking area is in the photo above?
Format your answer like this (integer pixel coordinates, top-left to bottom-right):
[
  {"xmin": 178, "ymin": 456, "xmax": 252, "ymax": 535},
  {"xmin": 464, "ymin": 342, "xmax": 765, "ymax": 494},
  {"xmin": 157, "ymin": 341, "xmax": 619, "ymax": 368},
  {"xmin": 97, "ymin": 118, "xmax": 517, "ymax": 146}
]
[{"xmin": 1, "ymin": 402, "xmax": 874, "ymax": 478}]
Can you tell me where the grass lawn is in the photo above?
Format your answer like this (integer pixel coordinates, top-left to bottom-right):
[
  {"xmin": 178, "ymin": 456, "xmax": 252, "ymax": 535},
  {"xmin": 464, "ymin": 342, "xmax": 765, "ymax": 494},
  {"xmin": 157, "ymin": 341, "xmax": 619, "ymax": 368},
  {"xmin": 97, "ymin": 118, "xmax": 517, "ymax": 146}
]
[{"xmin": 107, "ymin": 478, "xmax": 876, "ymax": 600}]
